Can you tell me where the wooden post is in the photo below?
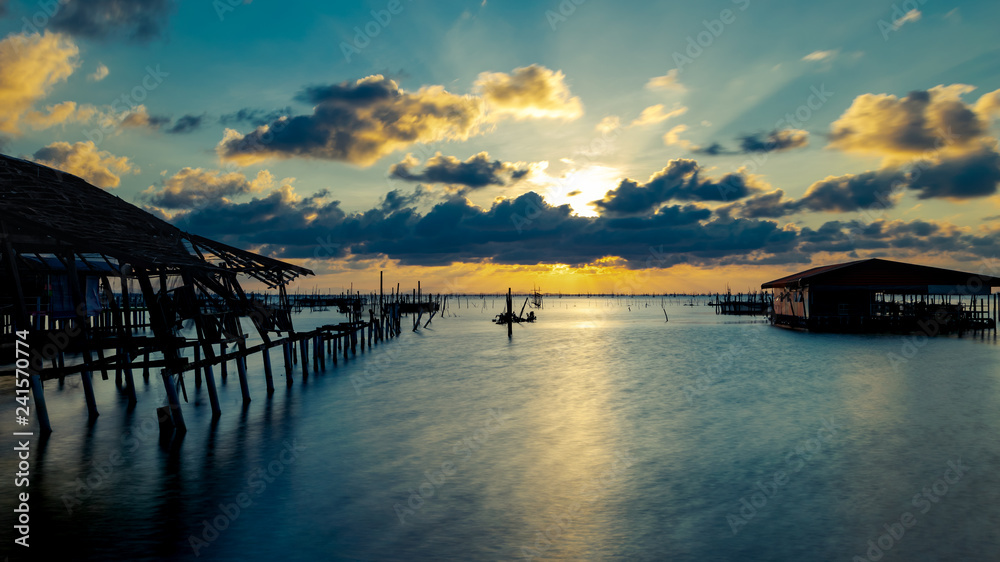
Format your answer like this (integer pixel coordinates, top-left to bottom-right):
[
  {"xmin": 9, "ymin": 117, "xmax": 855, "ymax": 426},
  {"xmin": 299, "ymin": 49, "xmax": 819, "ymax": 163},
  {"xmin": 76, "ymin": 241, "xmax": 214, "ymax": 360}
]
[
  {"xmin": 236, "ymin": 348, "xmax": 251, "ymax": 403},
  {"xmin": 194, "ymin": 345, "xmax": 202, "ymax": 387},
  {"xmin": 122, "ymin": 350, "xmax": 136, "ymax": 408},
  {"xmin": 283, "ymin": 341, "xmax": 294, "ymax": 386},
  {"xmin": 507, "ymin": 287, "xmax": 513, "ymax": 338},
  {"xmin": 64, "ymin": 255, "xmax": 99, "ymax": 419},
  {"xmin": 29, "ymin": 374, "xmax": 52, "ymax": 434},
  {"xmin": 220, "ymin": 342, "xmax": 228, "ymax": 380},
  {"xmin": 300, "ymin": 335, "xmax": 309, "ymax": 377},
  {"xmin": 263, "ymin": 345, "xmax": 275, "ymax": 393}
]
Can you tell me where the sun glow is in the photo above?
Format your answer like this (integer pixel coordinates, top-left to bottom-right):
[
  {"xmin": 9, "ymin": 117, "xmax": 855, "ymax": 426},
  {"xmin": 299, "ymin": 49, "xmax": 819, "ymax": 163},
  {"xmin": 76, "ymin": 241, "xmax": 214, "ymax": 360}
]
[{"xmin": 540, "ymin": 165, "xmax": 624, "ymax": 217}]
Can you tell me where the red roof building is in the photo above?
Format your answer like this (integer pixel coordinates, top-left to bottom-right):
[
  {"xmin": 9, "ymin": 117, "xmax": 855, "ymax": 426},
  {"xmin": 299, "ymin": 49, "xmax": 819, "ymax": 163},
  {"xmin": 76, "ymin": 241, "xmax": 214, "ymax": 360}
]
[{"xmin": 760, "ymin": 258, "xmax": 999, "ymax": 333}]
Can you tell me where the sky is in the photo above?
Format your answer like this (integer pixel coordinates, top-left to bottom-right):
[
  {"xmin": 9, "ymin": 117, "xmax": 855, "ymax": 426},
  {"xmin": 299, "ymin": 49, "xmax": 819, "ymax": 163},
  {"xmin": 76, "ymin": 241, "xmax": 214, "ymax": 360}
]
[{"xmin": 2, "ymin": 0, "xmax": 1000, "ymax": 293}]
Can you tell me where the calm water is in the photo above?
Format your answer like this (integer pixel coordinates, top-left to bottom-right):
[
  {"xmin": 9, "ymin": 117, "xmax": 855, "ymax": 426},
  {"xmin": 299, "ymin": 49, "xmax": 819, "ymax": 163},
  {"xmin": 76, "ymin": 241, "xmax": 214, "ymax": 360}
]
[{"xmin": 2, "ymin": 297, "xmax": 999, "ymax": 561}]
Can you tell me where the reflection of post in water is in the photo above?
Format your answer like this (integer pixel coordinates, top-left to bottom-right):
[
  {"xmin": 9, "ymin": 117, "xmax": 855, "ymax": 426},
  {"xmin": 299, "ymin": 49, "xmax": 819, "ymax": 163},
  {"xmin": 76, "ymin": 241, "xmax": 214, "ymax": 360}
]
[{"xmin": 507, "ymin": 288, "xmax": 513, "ymax": 338}]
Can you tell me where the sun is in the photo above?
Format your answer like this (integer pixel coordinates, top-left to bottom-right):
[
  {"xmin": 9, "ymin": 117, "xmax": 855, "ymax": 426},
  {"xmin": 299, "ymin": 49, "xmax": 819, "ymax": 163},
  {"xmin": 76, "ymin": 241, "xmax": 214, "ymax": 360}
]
[{"xmin": 541, "ymin": 165, "xmax": 624, "ymax": 217}]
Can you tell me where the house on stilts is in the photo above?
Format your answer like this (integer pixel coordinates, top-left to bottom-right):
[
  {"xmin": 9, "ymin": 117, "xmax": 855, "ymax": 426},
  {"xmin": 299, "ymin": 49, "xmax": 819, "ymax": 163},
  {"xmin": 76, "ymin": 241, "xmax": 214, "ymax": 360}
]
[
  {"xmin": 1, "ymin": 153, "xmax": 393, "ymax": 435},
  {"xmin": 761, "ymin": 258, "xmax": 1000, "ymax": 333}
]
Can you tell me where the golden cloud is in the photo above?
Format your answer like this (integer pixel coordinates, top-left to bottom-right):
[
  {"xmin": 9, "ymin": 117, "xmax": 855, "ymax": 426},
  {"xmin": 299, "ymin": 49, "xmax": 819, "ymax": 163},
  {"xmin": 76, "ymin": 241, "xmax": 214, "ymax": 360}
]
[
  {"xmin": 0, "ymin": 31, "xmax": 80, "ymax": 134},
  {"xmin": 630, "ymin": 104, "xmax": 688, "ymax": 127},
  {"xmin": 217, "ymin": 76, "xmax": 485, "ymax": 167},
  {"xmin": 828, "ymin": 84, "xmax": 999, "ymax": 161},
  {"xmin": 31, "ymin": 141, "xmax": 136, "ymax": 188},
  {"xmin": 474, "ymin": 64, "xmax": 583, "ymax": 121}
]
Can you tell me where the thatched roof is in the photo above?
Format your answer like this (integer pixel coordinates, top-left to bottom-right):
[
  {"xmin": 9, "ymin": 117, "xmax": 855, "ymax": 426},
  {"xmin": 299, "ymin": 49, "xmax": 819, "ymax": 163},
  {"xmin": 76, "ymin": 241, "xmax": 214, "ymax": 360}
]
[{"xmin": 0, "ymin": 153, "xmax": 312, "ymax": 287}]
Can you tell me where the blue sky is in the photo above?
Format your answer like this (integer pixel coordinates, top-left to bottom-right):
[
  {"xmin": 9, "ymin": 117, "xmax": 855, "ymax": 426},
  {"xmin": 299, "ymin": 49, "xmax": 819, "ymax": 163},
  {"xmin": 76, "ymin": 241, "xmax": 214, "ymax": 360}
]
[{"xmin": 2, "ymin": 0, "xmax": 1000, "ymax": 291}]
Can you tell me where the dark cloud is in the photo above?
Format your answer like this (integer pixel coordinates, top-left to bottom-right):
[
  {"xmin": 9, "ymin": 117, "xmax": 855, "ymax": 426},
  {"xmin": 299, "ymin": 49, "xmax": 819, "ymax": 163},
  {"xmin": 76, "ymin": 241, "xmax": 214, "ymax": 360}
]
[
  {"xmin": 49, "ymin": 0, "xmax": 176, "ymax": 43},
  {"xmin": 219, "ymin": 107, "xmax": 292, "ymax": 127},
  {"xmin": 165, "ymin": 187, "xmax": 802, "ymax": 268},
  {"xmin": 155, "ymin": 175, "xmax": 1000, "ymax": 270},
  {"xmin": 738, "ymin": 129, "xmax": 809, "ymax": 153},
  {"xmin": 217, "ymin": 75, "xmax": 483, "ymax": 167},
  {"xmin": 797, "ymin": 169, "xmax": 906, "ymax": 213},
  {"xmin": 389, "ymin": 152, "xmax": 530, "ymax": 189},
  {"xmin": 722, "ymin": 189, "xmax": 800, "ymax": 219},
  {"xmin": 592, "ymin": 159, "xmax": 761, "ymax": 217},
  {"xmin": 379, "ymin": 186, "xmax": 431, "ymax": 213},
  {"xmin": 0, "ymin": 0, "xmax": 7, "ymax": 17},
  {"xmin": 693, "ymin": 129, "xmax": 808, "ymax": 156},
  {"xmin": 692, "ymin": 142, "xmax": 734, "ymax": 156},
  {"xmin": 908, "ymin": 146, "xmax": 1000, "ymax": 199},
  {"xmin": 165, "ymin": 114, "xmax": 205, "ymax": 134}
]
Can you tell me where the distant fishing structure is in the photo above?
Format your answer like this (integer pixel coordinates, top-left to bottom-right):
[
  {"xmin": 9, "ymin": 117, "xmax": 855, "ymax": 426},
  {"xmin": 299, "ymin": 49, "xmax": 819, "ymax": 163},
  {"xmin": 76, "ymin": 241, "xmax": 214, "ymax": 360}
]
[{"xmin": 494, "ymin": 288, "xmax": 536, "ymax": 337}]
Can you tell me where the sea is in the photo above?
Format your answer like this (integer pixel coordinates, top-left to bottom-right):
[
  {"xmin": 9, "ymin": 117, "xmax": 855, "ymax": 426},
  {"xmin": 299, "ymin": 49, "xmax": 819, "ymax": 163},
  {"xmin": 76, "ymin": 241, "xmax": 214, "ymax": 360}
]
[{"xmin": 1, "ymin": 296, "xmax": 999, "ymax": 561}]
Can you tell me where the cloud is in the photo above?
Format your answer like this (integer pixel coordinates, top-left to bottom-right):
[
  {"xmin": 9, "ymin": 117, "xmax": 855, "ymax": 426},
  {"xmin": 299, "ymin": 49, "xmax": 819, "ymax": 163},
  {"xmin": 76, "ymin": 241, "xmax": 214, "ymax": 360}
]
[
  {"xmin": 474, "ymin": 64, "xmax": 583, "ymax": 121},
  {"xmin": 802, "ymin": 50, "xmax": 838, "ymax": 62},
  {"xmin": 630, "ymin": 104, "xmax": 688, "ymax": 127},
  {"xmin": 219, "ymin": 107, "xmax": 293, "ymax": 127},
  {"xmin": 694, "ymin": 129, "xmax": 810, "ymax": 156},
  {"xmin": 893, "ymin": 9, "xmax": 921, "ymax": 30},
  {"xmin": 157, "ymin": 174, "xmax": 1000, "ymax": 271},
  {"xmin": 663, "ymin": 124, "xmax": 690, "ymax": 147},
  {"xmin": 217, "ymin": 75, "xmax": 484, "ymax": 166},
  {"xmin": 738, "ymin": 129, "xmax": 809, "ymax": 153},
  {"xmin": 88, "ymin": 63, "xmax": 109, "ymax": 81},
  {"xmin": 118, "ymin": 105, "xmax": 171, "ymax": 129},
  {"xmin": 167, "ymin": 186, "xmax": 798, "ymax": 268},
  {"xmin": 49, "ymin": 0, "xmax": 176, "ymax": 43},
  {"xmin": 143, "ymin": 168, "xmax": 275, "ymax": 209},
  {"xmin": 0, "ymin": 32, "xmax": 80, "ymax": 134},
  {"xmin": 828, "ymin": 85, "xmax": 995, "ymax": 160},
  {"xmin": 31, "ymin": 141, "xmax": 136, "ymax": 188},
  {"xmin": 389, "ymin": 152, "xmax": 530, "ymax": 188},
  {"xmin": 24, "ymin": 101, "xmax": 99, "ymax": 129},
  {"xmin": 0, "ymin": 0, "xmax": 7, "ymax": 16},
  {"xmin": 796, "ymin": 169, "xmax": 906, "ymax": 213},
  {"xmin": 592, "ymin": 159, "xmax": 763, "ymax": 217},
  {"xmin": 975, "ymin": 89, "xmax": 1000, "ymax": 119},
  {"xmin": 645, "ymin": 69, "xmax": 686, "ymax": 92},
  {"xmin": 165, "ymin": 114, "xmax": 205, "ymax": 134},
  {"xmin": 596, "ymin": 116, "xmax": 621, "ymax": 134},
  {"xmin": 908, "ymin": 145, "xmax": 1000, "ymax": 199},
  {"xmin": 724, "ymin": 148, "xmax": 1000, "ymax": 219}
]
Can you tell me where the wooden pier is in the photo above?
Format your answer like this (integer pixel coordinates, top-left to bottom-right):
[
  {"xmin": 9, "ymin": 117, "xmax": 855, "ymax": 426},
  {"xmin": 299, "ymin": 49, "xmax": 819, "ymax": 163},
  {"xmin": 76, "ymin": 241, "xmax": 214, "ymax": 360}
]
[
  {"xmin": 714, "ymin": 291, "xmax": 772, "ymax": 316},
  {"xmin": 0, "ymin": 153, "xmax": 439, "ymax": 437}
]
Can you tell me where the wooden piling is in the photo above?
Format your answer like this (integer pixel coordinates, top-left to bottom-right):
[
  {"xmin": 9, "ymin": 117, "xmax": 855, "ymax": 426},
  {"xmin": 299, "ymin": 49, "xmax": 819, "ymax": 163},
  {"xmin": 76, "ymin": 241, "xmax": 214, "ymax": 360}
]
[
  {"xmin": 263, "ymin": 346, "xmax": 275, "ymax": 393},
  {"xmin": 236, "ymin": 349, "xmax": 251, "ymax": 404},
  {"xmin": 29, "ymin": 374, "xmax": 52, "ymax": 434},
  {"xmin": 300, "ymin": 336, "xmax": 309, "ymax": 377}
]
